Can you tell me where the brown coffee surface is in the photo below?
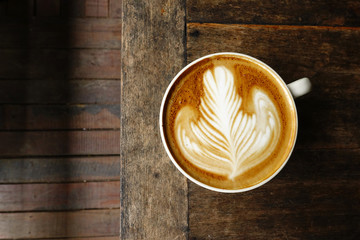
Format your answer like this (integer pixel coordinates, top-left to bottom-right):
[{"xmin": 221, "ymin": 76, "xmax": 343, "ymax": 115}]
[{"xmin": 163, "ymin": 54, "xmax": 297, "ymax": 190}]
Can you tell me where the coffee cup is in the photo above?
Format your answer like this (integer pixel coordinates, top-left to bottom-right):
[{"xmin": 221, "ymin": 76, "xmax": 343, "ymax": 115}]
[{"xmin": 159, "ymin": 52, "xmax": 311, "ymax": 193}]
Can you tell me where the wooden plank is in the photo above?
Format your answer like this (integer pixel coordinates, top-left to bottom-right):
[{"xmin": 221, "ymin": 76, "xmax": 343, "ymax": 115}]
[
  {"xmin": 189, "ymin": 150, "xmax": 360, "ymax": 239},
  {"xmin": 65, "ymin": 18, "xmax": 120, "ymax": 48},
  {"xmin": 0, "ymin": 104, "xmax": 120, "ymax": 130},
  {"xmin": 6, "ymin": 0, "xmax": 33, "ymax": 17},
  {"xmin": 0, "ymin": 209, "xmax": 120, "ymax": 239},
  {"xmin": 189, "ymin": 181, "xmax": 360, "ymax": 239},
  {"xmin": 0, "ymin": 156, "xmax": 120, "ymax": 183},
  {"xmin": 296, "ymin": 85, "xmax": 360, "ymax": 149},
  {"xmin": 98, "ymin": 0, "xmax": 108, "ymax": 17},
  {"xmin": 188, "ymin": 146, "xmax": 360, "ymax": 239},
  {"xmin": 187, "ymin": 23, "xmax": 360, "ymax": 79},
  {"xmin": 0, "ymin": 18, "xmax": 121, "ymax": 49},
  {"xmin": 66, "ymin": 49, "xmax": 119, "ymax": 79},
  {"xmin": 85, "ymin": 0, "xmax": 98, "ymax": 17},
  {"xmin": 0, "ymin": 80, "xmax": 120, "ymax": 104},
  {"xmin": 187, "ymin": 23, "xmax": 360, "ymax": 149},
  {"xmin": 43, "ymin": 237, "xmax": 119, "ymax": 240},
  {"xmin": 121, "ymin": 0, "xmax": 187, "ymax": 239},
  {"xmin": 279, "ymin": 149, "xmax": 360, "ymax": 181},
  {"xmin": 109, "ymin": 0, "xmax": 121, "ymax": 18},
  {"xmin": 62, "ymin": 0, "xmax": 85, "ymax": 17},
  {"xmin": 0, "ymin": 49, "xmax": 121, "ymax": 79},
  {"xmin": 36, "ymin": 0, "xmax": 61, "ymax": 17},
  {"xmin": 0, "ymin": 130, "xmax": 119, "ymax": 156},
  {"xmin": 187, "ymin": 0, "xmax": 360, "ymax": 26},
  {"xmin": 85, "ymin": 0, "xmax": 108, "ymax": 17},
  {"xmin": 0, "ymin": 1, "xmax": 6, "ymax": 15},
  {"xmin": 0, "ymin": 181, "xmax": 120, "ymax": 211}
]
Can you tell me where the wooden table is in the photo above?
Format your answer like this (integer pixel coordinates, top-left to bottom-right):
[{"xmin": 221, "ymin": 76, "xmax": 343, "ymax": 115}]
[{"xmin": 1, "ymin": 0, "xmax": 360, "ymax": 239}]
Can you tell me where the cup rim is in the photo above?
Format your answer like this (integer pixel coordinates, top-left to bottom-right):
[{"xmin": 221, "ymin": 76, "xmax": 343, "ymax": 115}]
[{"xmin": 159, "ymin": 52, "xmax": 298, "ymax": 193}]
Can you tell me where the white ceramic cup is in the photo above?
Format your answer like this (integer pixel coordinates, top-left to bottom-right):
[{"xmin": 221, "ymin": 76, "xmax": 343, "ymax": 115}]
[{"xmin": 159, "ymin": 52, "xmax": 311, "ymax": 193}]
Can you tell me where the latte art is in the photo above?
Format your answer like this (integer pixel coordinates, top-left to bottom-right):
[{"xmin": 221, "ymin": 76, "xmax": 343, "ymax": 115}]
[
  {"xmin": 175, "ymin": 66, "xmax": 281, "ymax": 180},
  {"xmin": 162, "ymin": 53, "xmax": 297, "ymax": 190}
]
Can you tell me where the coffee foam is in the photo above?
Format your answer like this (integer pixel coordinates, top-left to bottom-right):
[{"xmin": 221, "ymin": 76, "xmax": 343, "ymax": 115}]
[
  {"xmin": 175, "ymin": 66, "xmax": 281, "ymax": 180},
  {"xmin": 164, "ymin": 55, "xmax": 296, "ymax": 190}
]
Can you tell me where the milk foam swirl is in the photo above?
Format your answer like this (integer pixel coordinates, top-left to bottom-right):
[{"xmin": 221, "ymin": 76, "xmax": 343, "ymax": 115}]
[{"xmin": 174, "ymin": 66, "xmax": 281, "ymax": 180}]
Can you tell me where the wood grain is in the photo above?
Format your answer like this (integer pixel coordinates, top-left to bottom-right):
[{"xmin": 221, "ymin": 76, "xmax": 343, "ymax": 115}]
[
  {"xmin": 187, "ymin": 0, "xmax": 360, "ymax": 26},
  {"xmin": 187, "ymin": 23, "xmax": 360, "ymax": 78},
  {"xmin": 187, "ymin": 17, "xmax": 360, "ymax": 240},
  {"xmin": 36, "ymin": 0, "xmax": 61, "ymax": 17},
  {"xmin": 189, "ymin": 179, "xmax": 360, "ymax": 239},
  {"xmin": 110, "ymin": 0, "xmax": 122, "ymax": 18},
  {"xmin": 278, "ymin": 149, "xmax": 360, "ymax": 181},
  {"xmin": 0, "ymin": 131, "xmax": 120, "ymax": 156},
  {"xmin": 85, "ymin": 0, "xmax": 109, "ymax": 17},
  {"xmin": 0, "ymin": 156, "xmax": 120, "ymax": 183},
  {"xmin": 187, "ymin": 23, "xmax": 360, "ymax": 149},
  {"xmin": 0, "ymin": 181, "xmax": 120, "ymax": 211},
  {"xmin": 62, "ymin": 0, "xmax": 85, "ymax": 17},
  {"xmin": 0, "ymin": 18, "xmax": 121, "ymax": 49},
  {"xmin": 0, "ymin": 209, "xmax": 120, "ymax": 239},
  {"xmin": 98, "ymin": 0, "xmax": 109, "ymax": 17},
  {"xmin": 0, "ymin": 1, "xmax": 7, "ymax": 15},
  {"xmin": 0, "ymin": 49, "xmax": 121, "ymax": 79},
  {"xmin": 43, "ymin": 238, "xmax": 119, "ymax": 240},
  {"xmin": 121, "ymin": 0, "xmax": 187, "ymax": 239},
  {"xmin": 0, "ymin": 104, "xmax": 120, "ymax": 130},
  {"xmin": 189, "ymin": 148, "xmax": 360, "ymax": 239},
  {"xmin": 0, "ymin": 1, "xmax": 122, "ymax": 239},
  {"xmin": 0, "ymin": 80, "xmax": 120, "ymax": 104},
  {"xmin": 6, "ymin": 0, "xmax": 33, "ymax": 17},
  {"xmin": 295, "ymin": 74, "xmax": 360, "ymax": 150}
]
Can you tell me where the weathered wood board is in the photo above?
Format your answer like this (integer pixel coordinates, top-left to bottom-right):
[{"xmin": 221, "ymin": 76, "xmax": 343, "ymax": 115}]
[{"xmin": 121, "ymin": 1, "xmax": 188, "ymax": 239}]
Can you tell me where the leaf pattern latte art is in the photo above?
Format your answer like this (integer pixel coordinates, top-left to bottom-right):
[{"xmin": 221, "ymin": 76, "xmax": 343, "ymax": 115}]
[{"xmin": 174, "ymin": 66, "xmax": 281, "ymax": 180}]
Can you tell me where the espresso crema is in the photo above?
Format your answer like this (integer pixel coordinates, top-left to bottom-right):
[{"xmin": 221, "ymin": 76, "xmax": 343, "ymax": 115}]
[{"xmin": 163, "ymin": 54, "xmax": 297, "ymax": 190}]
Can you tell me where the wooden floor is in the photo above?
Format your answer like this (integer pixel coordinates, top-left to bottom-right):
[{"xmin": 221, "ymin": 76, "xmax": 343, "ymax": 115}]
[{"xmin": 0, "ymin": 0, "xmax": 121, "ymax": 239}]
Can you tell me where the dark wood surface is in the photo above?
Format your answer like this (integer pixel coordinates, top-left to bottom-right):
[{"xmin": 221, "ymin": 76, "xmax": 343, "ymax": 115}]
[
  {"xmin": 186, "ymin": 1, "xmax": 360, "ymax": 240},
  {"xmin": 187, "ymin": 23, "xmax": 360, "ymax": 150},
  {"xmin": 0, "ymin": 0, "xmax": 359, "ymax": 239},
  {"xmin": 187, "ymin": 0, "xmax": 360, "ymax": 26}
]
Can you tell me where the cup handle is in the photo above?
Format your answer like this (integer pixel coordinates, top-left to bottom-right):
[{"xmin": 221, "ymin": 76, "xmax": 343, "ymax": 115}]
[{"xmin": 287, "ymin": 77, "xmax": 311, "ymax": 98}]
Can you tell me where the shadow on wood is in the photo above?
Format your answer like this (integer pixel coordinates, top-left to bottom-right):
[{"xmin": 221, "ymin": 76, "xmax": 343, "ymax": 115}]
[{"xmin": 0, "ymin": 0, "xmax": 121, "ymax": 238}]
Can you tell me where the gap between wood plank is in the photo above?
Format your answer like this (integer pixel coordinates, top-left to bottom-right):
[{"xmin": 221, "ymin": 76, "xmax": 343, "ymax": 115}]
[
  {"xmin": 0, "ymin": 154, "xmax": 120, "ymax": 159},
  {"xmin": 0, "ymin": 237, "xmax": 120, "ymax": 240},
  {"xmin": 0, "ymin": 79, "xmax": 121, "ymax": 82},
  {"xmin": 0, "ymin": 208, "xmax": 120, "ymax": 214},
  {"xmin": 0, "ymin": 180, "xmax": 120, "ymax": 185},
  {"xmin": 0, "ymin": 179, "xmax": 120, "ymax": 185},
  {"xmin": 0, "ymin": 129, "xmax": 120, "ymax": 132},
  {"xmin": 189, "ymin": 22, "xmax": 360, "ymax": 31}
]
